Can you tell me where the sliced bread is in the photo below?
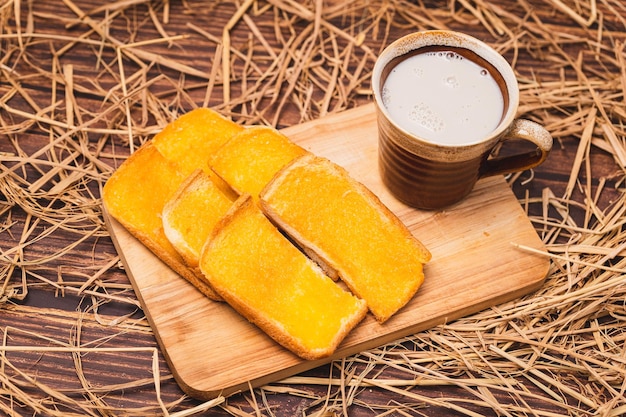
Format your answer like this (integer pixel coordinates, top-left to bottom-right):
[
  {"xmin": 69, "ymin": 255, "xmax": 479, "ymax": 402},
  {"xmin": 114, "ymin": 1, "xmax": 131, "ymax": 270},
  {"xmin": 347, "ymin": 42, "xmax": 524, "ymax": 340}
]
[
  {"xmin": 162, "ymin": 169, "xmax": 235, "ymax": 269},
  {"xmin": 199, "ymin": 194, "xmax": 368, "ymax": 360},
  {"xmin": 153, "ymin": 108, "xmax": 243, "ymax": 198},
  {"xmin": 210, "ymin": 126, "xmax": 309, "ymax": 198},
  {"xmin": 102, "ymin": 142, "xmax": 222, "ymax": 301},
  {"xmin": 260, "ymin": 154, "xmax": 431, "ymax": 323}
]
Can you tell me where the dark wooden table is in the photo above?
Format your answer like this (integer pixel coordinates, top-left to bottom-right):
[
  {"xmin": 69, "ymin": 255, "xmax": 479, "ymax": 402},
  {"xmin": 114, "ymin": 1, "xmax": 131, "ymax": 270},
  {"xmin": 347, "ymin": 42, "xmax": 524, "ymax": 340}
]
[{"xmin": 1, "ymin": 1, "xmax": 625, "ymax": 416}]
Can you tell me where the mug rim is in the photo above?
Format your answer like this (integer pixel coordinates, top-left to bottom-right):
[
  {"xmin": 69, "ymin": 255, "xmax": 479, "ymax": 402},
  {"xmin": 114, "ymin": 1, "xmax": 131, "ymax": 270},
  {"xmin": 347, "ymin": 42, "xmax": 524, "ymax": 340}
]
[{"xmin": 372, "ymin": 30, "xmax": 520, "ymax": 151}]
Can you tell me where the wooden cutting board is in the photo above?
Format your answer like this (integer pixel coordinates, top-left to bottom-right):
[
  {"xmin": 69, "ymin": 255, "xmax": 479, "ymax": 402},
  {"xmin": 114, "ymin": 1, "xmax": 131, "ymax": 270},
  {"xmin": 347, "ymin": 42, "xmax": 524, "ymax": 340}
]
[{"xmin": 104, "ymin": 103, "xmax": 549, "ymax": 400}]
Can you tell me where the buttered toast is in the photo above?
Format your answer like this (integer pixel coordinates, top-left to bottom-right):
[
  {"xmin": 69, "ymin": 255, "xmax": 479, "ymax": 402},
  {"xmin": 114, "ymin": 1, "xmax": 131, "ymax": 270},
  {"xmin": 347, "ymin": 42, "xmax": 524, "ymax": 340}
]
[
  {"xmin": 102, "ymin": 143, "xmax": 221, "ymax": 301},
  {"xmin": 210, "ymin": 126, "xmax": 309, "ymax": 198},
  {"xmin": 260, "ymin": 154, "xmax": 431, "ymax": 323},
  {"xmin": 162, "ymin": 170, "xmax": 235, "ymax": 269},
  {"xmin": 103, "ymin": 108, "xmax": 245, "ymax": 301},
  {"xmin": 104, "ymin": 107, "xmax": 432, "ymax": 358},
  {"xmin": 153, "ymin": 107, "xmax": 244, "ymax": 176},
  {"xmin": 199, "ymin": 195, "xmax": 368, "ymax": 360},
  {"xmin": 153, "ymin": 108, "xmax": 243, "ymax": 198}
]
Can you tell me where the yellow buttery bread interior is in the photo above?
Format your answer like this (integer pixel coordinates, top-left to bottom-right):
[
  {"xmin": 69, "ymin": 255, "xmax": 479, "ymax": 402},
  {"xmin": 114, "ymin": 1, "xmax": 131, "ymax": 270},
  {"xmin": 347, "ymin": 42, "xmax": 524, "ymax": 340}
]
[
  {"xmin": 260, "ymin": 154, "xmax": 432, "ymax": 323},
  {"xmin": 199, "ymin": 194, "xmax": 368, "ymax": 360},
  {"xmin": 153, "ymin": 107, "xmax": 244, "ymax": 176},
  {"xmin": 210, "ymin": 126, "xmax": 309, "ymax": 198},
  {"xmin": 153, "ymin": 108, "xmax": 243, "ymax": 198},
  {"xmin": 102, "ymin": 143, "xmax": 221, "ymax": 301},
  {"xmin": 162, "ymin": 169, "xmax": 235, "ymax": 269}
]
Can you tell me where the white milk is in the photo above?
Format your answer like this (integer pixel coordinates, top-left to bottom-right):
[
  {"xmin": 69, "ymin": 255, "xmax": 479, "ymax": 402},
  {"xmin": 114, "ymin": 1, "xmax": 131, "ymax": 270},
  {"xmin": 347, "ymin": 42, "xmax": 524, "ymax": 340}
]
[{"xmin": 382, "ymin": 50, "xmax": 504, "ymax": 145}]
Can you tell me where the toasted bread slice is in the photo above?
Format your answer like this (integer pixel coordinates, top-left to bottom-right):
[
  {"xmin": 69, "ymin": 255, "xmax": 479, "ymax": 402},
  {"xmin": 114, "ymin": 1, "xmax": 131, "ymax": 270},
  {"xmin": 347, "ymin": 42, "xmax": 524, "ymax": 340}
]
[
  {"xmin": 210, "ymin": 126, "xmax": 309, "ymax": 198},
  {"xmin": 153, "ymin": 108, "xmax": 243, "ymax": 197},
  {"xmin": 260, "ymin": 154, "xmax": 431, "ymax": 323},
  {"xmin": 162, "ymin": 169, "xmax": 235, "ymax": 269},
  {"xmin": 199, "ymin": 194, "xmax": 367, "ymax": 360},
  {"xmin": 102, "ymin": 142, "xmax": 222, "ymax": 301}
]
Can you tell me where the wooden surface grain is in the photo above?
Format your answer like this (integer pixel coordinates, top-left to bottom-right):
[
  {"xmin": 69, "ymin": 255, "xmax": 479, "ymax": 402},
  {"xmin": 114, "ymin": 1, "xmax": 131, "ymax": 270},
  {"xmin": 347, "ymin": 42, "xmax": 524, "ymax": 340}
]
[{"xmin": 1, "ymin": 1, "xmax": 625, "ymax": 416}]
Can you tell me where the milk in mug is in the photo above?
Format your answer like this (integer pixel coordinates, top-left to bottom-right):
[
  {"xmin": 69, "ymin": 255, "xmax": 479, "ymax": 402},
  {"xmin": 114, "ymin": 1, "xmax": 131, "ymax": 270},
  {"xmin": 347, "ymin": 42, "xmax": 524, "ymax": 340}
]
[{"xmin": 381, "ymin": 48, "xmax": 505, "ymax": 146}]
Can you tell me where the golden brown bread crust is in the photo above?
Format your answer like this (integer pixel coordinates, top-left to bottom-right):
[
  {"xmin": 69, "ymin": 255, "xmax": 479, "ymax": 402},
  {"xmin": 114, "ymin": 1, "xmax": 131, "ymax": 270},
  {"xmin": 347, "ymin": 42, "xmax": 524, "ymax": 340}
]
[
  {"xmin": 260, "ymin": 154, "xmax": 431, "ymax": 323},
  {"xmin": 102, "ymin": 143, "xmax": 223, "ymax": 301},
  {"xmin": 199, "ymin": 194, "xmax": 368, "ymax": 360}
]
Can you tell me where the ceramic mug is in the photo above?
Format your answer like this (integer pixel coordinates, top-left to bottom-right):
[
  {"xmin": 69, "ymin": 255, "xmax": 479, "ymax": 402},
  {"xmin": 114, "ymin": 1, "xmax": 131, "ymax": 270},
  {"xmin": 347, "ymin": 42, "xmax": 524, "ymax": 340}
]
[{"xmin": 372, "ymin": 30, "xmax": 553, "ymax": 210}]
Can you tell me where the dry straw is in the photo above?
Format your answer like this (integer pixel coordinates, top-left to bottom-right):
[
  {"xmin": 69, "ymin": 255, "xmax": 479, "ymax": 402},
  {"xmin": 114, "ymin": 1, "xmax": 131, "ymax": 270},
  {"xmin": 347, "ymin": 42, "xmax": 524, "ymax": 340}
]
[{"xmin": 1, "ymin": 0, "xmax": 626, "ymax": 416}]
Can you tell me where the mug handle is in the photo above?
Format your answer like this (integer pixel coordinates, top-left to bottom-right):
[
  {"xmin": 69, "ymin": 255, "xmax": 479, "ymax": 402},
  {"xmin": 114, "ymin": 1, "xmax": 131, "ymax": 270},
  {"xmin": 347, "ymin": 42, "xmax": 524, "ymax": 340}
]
[{"xmin": 480, "ymin": 119, "xmax": 553, "ymax": 178}]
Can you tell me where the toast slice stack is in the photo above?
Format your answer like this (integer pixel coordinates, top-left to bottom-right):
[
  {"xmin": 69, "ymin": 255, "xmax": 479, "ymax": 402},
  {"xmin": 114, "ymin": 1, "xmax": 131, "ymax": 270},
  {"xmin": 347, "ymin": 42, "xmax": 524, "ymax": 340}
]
[
  {"xmin": 260, "ymin": 154, "xmax": 432, "ymax": 323},
  {"xmin": 199, "ymin": 195, "xmax": 367, "ymax": 360},
  {"xmin": 102, "ymin": 143, "xmax": 222, "ymax": 300},
  {"xmin": 103, "ymin": 108, "xmax": 431, "ymax": 359},
  {"xmin": 103, "ymin": 108, "xmax": 244, "ymax": 300}
]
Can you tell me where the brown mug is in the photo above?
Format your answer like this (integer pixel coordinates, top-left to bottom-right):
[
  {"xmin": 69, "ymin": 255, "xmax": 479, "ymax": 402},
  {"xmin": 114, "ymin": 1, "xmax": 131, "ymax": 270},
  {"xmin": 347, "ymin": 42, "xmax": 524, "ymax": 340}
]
[{"xmin": 372, "ymin": 30, "xmax": 552, "ymax": 210}]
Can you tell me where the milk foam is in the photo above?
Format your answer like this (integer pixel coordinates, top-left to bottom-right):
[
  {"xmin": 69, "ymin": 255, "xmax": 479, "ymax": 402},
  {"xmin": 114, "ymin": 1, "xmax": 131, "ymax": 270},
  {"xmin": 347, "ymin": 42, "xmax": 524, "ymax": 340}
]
[{"xmin": 382, "ymin": 51, "xmax": 504, "ymax": 145}]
